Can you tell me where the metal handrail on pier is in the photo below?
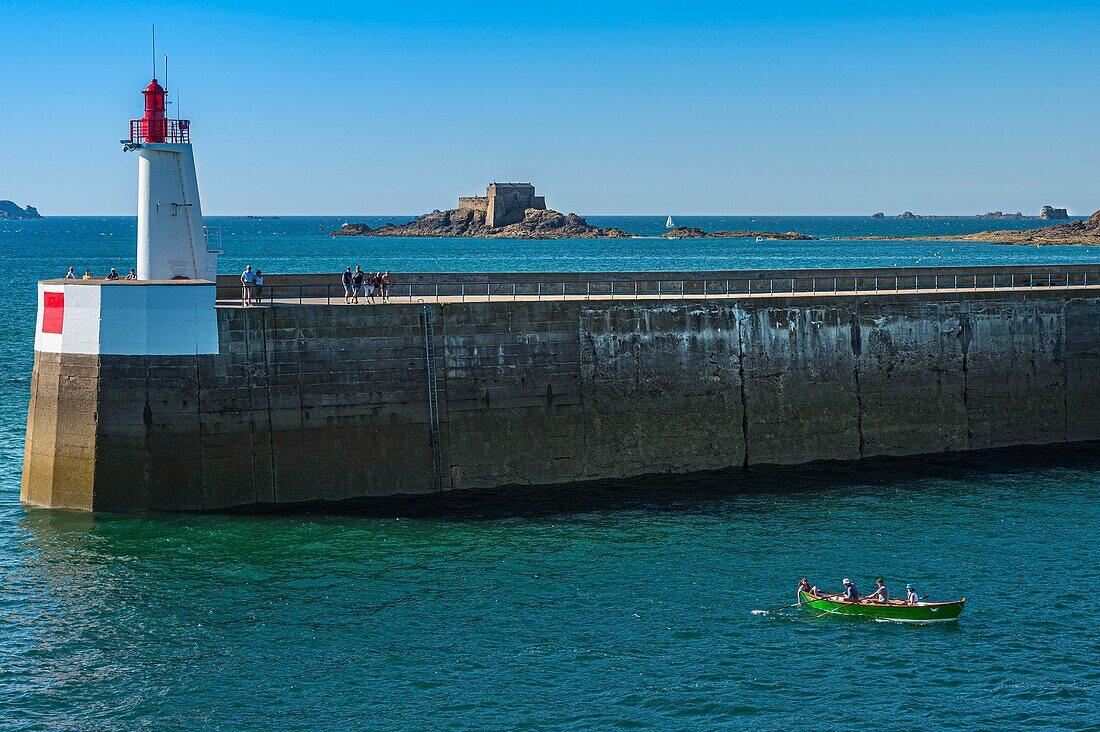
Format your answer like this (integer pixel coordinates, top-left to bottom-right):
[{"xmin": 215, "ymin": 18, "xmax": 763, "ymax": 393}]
[{"xmin": 219, "ymin": 268, "xmax": 1100, "ymax": 307}]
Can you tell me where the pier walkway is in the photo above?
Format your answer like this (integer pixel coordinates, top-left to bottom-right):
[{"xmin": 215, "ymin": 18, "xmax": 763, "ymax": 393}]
[{"xmin": 215, "ymin": 265, "xmax": 1100, "ymax": 307}]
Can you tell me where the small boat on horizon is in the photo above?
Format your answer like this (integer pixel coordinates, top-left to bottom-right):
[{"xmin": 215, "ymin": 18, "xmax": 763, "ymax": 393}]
[
  {"xmin": 666, "ymin": 215, "xmax": 675, "ymax": 228},
  {"xmin": 798, "ymin": 590, "xmax": 965, "ymax": 623}
]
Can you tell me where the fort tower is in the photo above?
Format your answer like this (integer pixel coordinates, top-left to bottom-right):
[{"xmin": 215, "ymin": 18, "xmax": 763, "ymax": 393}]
[{"xmin": 458, "ymin": 182, "xmax": 547, "ymax": 228}]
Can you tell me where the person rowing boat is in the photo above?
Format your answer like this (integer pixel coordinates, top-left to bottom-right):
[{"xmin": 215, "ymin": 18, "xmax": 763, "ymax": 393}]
[
  {"xmin": 839, "ymin": 578, "xmax": 860, "ymax": 602},
  {"xmin": 865, "ymin": 578, "xmax": 890, "ymax": 604},
  {"xmin": 906, "ymin": 584, "xmax": 920, "ymax": 606}
]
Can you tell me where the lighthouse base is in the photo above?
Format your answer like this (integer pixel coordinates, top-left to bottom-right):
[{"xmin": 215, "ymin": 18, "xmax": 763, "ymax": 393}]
[{"xmin": 21, "ymin": 350, "xmax": 216, "ymax": 511}]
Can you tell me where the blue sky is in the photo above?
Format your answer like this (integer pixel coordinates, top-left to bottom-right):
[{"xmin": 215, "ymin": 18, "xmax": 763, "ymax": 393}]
[{"xmin": 1, "ymin": 1, "xmax": 1097, "ymax": 215}]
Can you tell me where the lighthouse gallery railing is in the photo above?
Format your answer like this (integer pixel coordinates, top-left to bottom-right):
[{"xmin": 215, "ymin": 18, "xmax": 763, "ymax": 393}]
[{"xmin": 129, "ymin": 118, "xmax": 191, "ymax": 145}]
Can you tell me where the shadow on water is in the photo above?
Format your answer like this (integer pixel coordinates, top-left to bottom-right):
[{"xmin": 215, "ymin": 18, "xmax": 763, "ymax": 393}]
[
  {"xmin": 18, "ymin": 441, "xmax": 1099, "ymax": 538},
  {"xmin": 226, "ymin": 440, "xmax": 1100, "ymax": 521}
]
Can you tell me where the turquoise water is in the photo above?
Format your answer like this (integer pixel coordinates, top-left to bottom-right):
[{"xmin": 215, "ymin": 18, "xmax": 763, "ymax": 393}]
[{"xmin": 2, "ymin": 218, "xmax": 1099, "ymax": 730}]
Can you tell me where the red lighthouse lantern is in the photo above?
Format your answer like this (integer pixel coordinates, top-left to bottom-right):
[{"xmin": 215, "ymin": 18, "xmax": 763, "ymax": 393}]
[
  {"xmin": 128, "ymin": 76, "xmax": 189, "ymax": 144},
  {"xmin": 141, "ymin": 78, "xmax": 167, "ymax": 143}
]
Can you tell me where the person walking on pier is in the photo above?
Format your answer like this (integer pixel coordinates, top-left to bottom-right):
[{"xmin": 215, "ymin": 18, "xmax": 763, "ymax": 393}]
[
  {"xmin": 381, "ymin": 271, "xmax": 392, "ymax": 303},
  {"xmin": 351, "ymin": 266, "xmax": 365, "ymax": 304},
  {"xmin": 253, "ymin": 270, "xmax": 265, "ymax": 303},
  {"xmin": 241, "ymin": 265, "xmax": 255, "ymax": 306},
  {"xmin": 373, "ymin": 272, "xmax": 385, "ymax": 304},
  {"xmin": 342, "ymin": 267, "xmax": 353, "ymax": 304}
]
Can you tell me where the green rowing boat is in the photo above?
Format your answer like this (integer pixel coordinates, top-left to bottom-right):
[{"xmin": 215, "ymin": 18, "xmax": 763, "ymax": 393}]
[{"xmin": 798, "ymin": 591, "xmax": 966, "ymax": 623}]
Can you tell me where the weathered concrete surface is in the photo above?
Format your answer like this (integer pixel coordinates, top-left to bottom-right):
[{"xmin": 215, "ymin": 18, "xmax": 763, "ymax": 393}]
[
  {"xmin": 21, "ymin": 287, "xmax": 1100, "ymax": 511},
  {"xmin": 853, "ymin": 303, "xmax": 968, "ymax": 457}
]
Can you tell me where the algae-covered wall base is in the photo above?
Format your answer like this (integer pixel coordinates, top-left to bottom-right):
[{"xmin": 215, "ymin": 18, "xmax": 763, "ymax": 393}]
[{"xmin": 21, "ymin": 289, "xmax": 1100, "ymax": 511}]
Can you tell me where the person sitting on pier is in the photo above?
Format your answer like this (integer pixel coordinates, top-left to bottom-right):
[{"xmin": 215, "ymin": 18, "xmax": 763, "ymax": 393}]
[
  {"xmin": 65, "ymin": 266, "xmax": 76, "ymax": 279},
  {"xmin": 865, "ymin": 578, "xmax": 890, "ymax": 603},
  {"xmin": 124, "ymin": 268, "xmax": 137, "ymax": 280},
  {"xmin": 905, "ymin": 584, "xmax": 920, "ymax": 605},
  {"xmin": 82, "ymin": 269, "xmax": 92, "ymax": 280},
  {"xmin": 840, "ymin": 578, "xmax": 860, "ymax": 602},
  {"xmin": 106, "ymin": 268, "xmax": 120, "ymax": 280}
]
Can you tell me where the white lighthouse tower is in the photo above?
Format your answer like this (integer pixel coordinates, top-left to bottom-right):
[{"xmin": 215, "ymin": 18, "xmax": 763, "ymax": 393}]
[{"xmin": 124, "ymin": 76, "xmax": 218, "ymax": 280}]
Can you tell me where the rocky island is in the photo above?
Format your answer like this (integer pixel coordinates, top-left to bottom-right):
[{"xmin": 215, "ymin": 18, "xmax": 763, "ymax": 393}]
[
  {"xmin": 0, "ymin": 200, "xmax": 42, "ymax": 220},
  {"xmin": 975, "ymin": 211, "xmax": 1025, "ymax": 219},
  {"xmin": 334, "ymin": 207, "xmax": 633, "ymax": 239},
  {"xmin": 333, "ymin": 183, "xmax": 631, "ymax": 239},
  {"xmin": 661, "ymin": 226, "xmax": 816, "ymax": 240}
]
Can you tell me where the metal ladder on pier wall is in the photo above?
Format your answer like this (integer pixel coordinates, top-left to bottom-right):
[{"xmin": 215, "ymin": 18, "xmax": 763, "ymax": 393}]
[{"xmin": 421, "ymin": 306, "xmax": 444, "ymax": 492}]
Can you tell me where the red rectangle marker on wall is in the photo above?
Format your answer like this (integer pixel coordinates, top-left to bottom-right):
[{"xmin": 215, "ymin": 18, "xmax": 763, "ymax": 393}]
[{"xmin": 42, "ymin": 292, "xmax": 64, "ymax": 334}]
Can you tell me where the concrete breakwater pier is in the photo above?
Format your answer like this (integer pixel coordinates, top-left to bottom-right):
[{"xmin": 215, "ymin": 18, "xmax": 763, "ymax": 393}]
[{"xmin": 21, "ymin": 264, "xmax": 1100, "ymax": 512}]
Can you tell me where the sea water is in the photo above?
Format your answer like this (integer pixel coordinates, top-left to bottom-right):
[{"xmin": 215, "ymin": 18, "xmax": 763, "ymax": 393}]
[{"xmin": 1, "ymin": 218, "xmax": 1097, "ymax": 730}]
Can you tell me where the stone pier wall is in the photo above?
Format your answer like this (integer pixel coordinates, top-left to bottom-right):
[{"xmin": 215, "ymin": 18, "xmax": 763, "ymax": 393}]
[{"xmin": 22, "ymin": 287, "xmax": 1100, "ymax": 511}]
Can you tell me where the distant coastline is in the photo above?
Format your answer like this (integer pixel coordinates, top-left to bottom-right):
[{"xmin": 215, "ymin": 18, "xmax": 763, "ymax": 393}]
[{"xmin": 835, "ymin": 209, "xmax": 1100, "ymax": 246}]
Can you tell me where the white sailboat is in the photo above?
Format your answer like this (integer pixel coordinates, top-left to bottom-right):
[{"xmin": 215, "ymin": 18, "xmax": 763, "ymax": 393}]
[{"xmin": 666, "ymin": 215, "xmax": 675, "ymax": 228}]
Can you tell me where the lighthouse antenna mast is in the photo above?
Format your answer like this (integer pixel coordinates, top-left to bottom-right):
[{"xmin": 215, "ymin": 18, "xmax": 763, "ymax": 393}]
[{"xmin": 151, "ymin": 24, "xmax": 156, "ymax": 79}]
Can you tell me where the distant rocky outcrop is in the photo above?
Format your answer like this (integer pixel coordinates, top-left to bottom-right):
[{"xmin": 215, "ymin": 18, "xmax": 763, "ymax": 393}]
[
  {"xmin": 1040, "ymin": 205, "xmax": 1069, "ymax": 220},
  {"xmin": 661, "ymin": 225, "xmax": 816, "ymax": 240},
  {"xmin": 333, "ymin": 207, "xmax": 633, "ymax": 239},
  {"xmin": 871, "ymin": 212, "xmax": 885, "ymax": 219},
  {"xmin": 976, "ymin": 211, "xmax": 1024, "ymax": 219},
  {"xmin": 894, "ymin": 210, "xmax": 1033, "ymax": 220},
  {"xmin": 0, "ymin": 201, "xmax": 42, "ymax": 220}
]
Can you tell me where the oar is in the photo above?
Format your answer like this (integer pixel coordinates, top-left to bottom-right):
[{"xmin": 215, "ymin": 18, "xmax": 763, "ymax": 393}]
[
  {"xmin": 811, "ymin": 600, "xmax": 858, "ymax": 619},
  {"xmin": 751, "ymin": 600, "xmax": 802, "ymax": 615},
  {"xmin": 811, "ymin": 594, "xmax": 928, "ymax": 619},
  {"xmin": 751, "ymin": 592, "xmax": 837, "ymax": 615}
]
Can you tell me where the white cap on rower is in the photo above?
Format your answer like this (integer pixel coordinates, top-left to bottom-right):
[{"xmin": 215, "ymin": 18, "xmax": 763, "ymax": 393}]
[{"xmin": 842, "ymin": 578, "xmax": 851, "ymax": 584}]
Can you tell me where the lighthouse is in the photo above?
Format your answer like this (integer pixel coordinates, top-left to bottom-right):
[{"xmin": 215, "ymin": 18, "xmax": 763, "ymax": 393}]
[
  {"xmin": 125, "ymin": 75, "xmax": 218, "ymax": 280},
  {"xmin": 22, "ymin": 69, "xmax": 221, "ymax": 510}
]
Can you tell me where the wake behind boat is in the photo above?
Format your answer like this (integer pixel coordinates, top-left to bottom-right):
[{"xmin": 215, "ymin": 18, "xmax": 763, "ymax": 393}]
[{"xmin": 798, "ymin": 590, "xmax": 966, "ymax": 623}]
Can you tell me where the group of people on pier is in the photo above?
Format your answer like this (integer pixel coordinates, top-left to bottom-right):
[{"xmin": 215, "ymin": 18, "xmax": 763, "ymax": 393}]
[
  {"xmin": 240, "ymin": 265, "xmax": 265, "ymax": 306},
  {"xmin": 65, "ymin": 266, "xmax": 137, "ymax": 281},
  {"xmin": 342, "ymin": 267, "xmax": 391, "ymax": 305},
  {"xmin": 237, "ymin": 265, "xmax": 393, "ymax": 306}
]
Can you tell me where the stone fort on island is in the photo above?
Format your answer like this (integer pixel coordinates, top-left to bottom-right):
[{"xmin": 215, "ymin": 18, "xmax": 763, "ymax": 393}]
[{"xmin": 458, "ymin": 183, "xmax": 547, "ymax": 229}]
